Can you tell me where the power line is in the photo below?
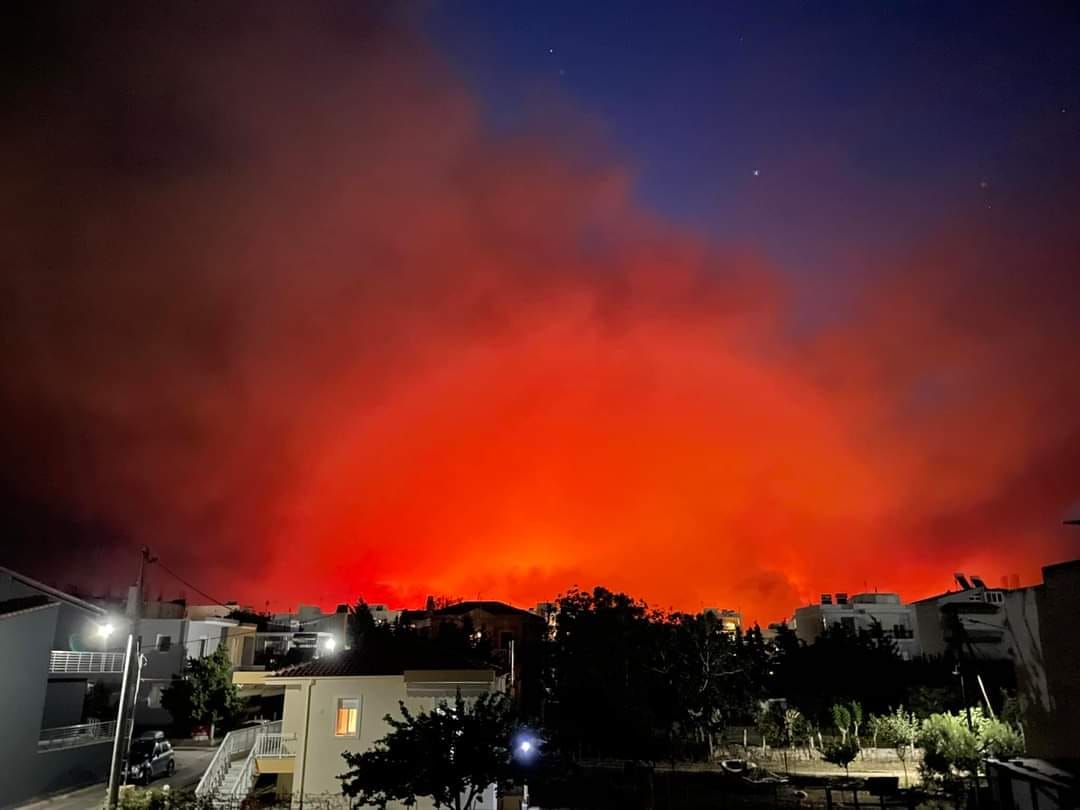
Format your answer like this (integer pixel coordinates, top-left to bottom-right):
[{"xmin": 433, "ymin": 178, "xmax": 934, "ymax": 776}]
[
  {"xmin": 154, "ymin": 559, "xmax": 231, "ymax": 608},
  {"xmin": 154, "ymin": 557, "xmax": 353, "ymax": 627}
]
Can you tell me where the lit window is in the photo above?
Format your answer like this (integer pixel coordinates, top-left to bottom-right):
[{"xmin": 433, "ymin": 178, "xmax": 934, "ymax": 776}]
[{"xmin": 335, "ymin": 698, "xmax": 359, "ymax": 737}]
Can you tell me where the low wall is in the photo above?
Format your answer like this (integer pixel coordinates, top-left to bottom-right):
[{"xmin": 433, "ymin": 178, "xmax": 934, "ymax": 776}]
[{"xmin": 1, "ymin": 741, "xmax": 111, "ymax": 809}]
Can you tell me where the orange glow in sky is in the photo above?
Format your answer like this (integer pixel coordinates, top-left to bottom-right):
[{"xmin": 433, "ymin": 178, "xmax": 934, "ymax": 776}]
[{"xmin": 2, "ymin": 6, "xmax": 1078, "ymax": 625}]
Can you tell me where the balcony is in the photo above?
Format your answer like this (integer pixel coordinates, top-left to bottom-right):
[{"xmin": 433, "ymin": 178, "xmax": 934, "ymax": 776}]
[
  {"xmin": 38, "ymin": 720, "xmax": 116, "ymax": 751},
  {"xmin": 254, "ymin": 732, "xmax": 296, "ymax": 774},
  {"xmin": 50, "ymin": 650, "xmax": 126, "ymax": 675}
]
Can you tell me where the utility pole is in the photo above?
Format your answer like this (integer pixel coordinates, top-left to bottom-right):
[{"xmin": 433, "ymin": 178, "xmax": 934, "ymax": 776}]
[{"xmin": 106, "ymin": 546, "xmax": 156, "ymax": 809}]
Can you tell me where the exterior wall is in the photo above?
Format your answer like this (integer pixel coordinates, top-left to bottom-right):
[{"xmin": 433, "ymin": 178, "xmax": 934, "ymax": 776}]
[
  {"xmin": 277, "ymin": 674, "xmax": 497, "ymax": 809},
  {"xmin": 5, "ymin": 742, "xmax": 112, "ymax": 809},
  {"xmin": 42, "ymin": 679, "xmax": 89, "ymax": 728},
  {"xmin": 912, "ymin": 588, "xmax": 1011, "ymax": 661},
  {"xmin": 0, "ymin": 573, "xmax": 102, "ymax": 651},
  {"xmin": 130, "ymin": 617, "xmax": 238, "ymax": 727},
  {"xmin": 1001, "ymin": 586, "xmax": 1046, "ymax": 740},
  {"xmin": 136, "ymin": 617, "xmax": 189, "ymax": 727},
  {"xmin": 273, "ymin": 606, "xmax": 348, "ymax": 641},
  {"xmin": 1031, "ymin": 560, "xmax": 1080, "ymax": 759},
  {"xmin": 282, "ymin": 676, "xmax": 408, "ymax": 801},
  {"xmin": 0, "ymin": 603, "xmax": 111, "ymax": 807},
  {"xmin": 913, "ymin": 601, "xmax": 947, "ymax": 657},
  {"xmin": 792, "ymin": 594, "xmax": 919, "ymax": 658},
  {"xmin": 0, "ymin": 603, "xmax": 57, "ymax": 797}
]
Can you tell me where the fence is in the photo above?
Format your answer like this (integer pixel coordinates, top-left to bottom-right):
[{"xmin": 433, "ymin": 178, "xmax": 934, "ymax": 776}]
[
  {"xmin": 38, "ymin": 720, "xmax": 117, "ymax": 751},
  {"xmin": 49, "ymin": 650, "xmax": 126, "ymax": 674}
]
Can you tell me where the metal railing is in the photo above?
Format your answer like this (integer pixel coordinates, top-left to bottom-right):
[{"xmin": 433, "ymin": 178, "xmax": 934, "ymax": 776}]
[
  {"xmin": 49, "ymin": 650, "xmax": 126, "ymax": 674},
  {"xmin": 195, "ymin": 720, "xmax": 281, "ymax": 799},
  {"xmin": 38, "ymin": 720, "xmax": 117, "ymax": 751},
  {"xmin": 254, "ymin": 732, "xmax": 297, "ymax": 758},
  {"xmin": 225, "ymin": 730, "xmax": 296, "ymax": 801}
]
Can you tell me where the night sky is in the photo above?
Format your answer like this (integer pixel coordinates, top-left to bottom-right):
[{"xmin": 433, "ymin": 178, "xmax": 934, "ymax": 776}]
[{"xmin": 2, "ymin": 2, "xmax": 1078, "ymax": 622}]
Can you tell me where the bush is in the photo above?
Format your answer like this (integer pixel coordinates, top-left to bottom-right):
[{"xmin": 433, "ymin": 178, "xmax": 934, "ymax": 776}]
[
  {"xmin": 822, "ymin": 739, "xmax": 859, "ymax": 776},
  {"xmin": 918, "ymin": 707, "xmax": 1025, "ymax": 784}
]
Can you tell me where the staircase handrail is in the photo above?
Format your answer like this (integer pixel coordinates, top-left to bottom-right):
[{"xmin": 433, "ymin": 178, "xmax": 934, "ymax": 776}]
[{"xmin": 194, "ymin": 720, "xmax": 281, "ymax": 798}]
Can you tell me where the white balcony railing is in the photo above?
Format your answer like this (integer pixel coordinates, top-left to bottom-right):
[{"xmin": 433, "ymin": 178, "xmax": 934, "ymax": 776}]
[
  {"xmin": 50, "ymin": 650, "xmax": 126, "ymax": 674},
  {"xmin": 38, "ymin": 720, "xmax": 117, "ymax": 751},
  {"xmin": 253, "ymin": 732, "xmax": 296, "ymax": 758}
]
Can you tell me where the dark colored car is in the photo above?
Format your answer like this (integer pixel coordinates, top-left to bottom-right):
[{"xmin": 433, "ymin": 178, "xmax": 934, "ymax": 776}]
[{"xmin": 125, "ymin": 732, "xmax": 175, "ymax": 785}]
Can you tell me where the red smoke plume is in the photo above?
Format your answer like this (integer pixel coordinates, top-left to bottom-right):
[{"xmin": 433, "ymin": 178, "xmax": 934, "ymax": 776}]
[{"xmin": 1, "ymin": 4, "xmax": 1077, "ymax": 622}]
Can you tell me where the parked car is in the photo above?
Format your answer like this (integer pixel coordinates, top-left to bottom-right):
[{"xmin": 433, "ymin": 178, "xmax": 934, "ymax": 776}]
[{"xmin": 125, "ymin": 731, "xmax": 175, "ymax": 785}]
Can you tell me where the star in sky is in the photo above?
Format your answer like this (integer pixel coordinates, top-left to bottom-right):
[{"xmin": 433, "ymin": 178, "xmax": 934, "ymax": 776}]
[{"xmin": 752, "ymin": 169, "xmax": 760, "ymax": 177}]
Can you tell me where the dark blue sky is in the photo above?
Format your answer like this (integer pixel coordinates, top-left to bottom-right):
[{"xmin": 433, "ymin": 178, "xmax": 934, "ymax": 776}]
[{"xmin": 428, "ymin": 1, "xmax": 1079, "ymax": 282}]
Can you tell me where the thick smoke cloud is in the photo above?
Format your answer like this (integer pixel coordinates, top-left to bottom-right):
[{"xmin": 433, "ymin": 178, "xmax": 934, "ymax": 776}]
[{"xmin": 1, "ymin": 3, "xmax": 1077, "ymax": 620}]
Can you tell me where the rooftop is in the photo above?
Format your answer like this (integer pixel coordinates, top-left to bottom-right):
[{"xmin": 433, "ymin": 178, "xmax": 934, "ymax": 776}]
[
  {"xmin": 0, "ymin": 566, "xmax": 105, "ymax": 617},
  {"xmin": 269, "ymin": 647, "xmax": 493, "ymax": 679},
  {"xmin": 0, "ymin": 594, "xmax": 55, "ymax": 619}
]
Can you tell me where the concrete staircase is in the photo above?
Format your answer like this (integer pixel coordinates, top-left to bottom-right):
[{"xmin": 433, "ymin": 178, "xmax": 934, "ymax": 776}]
[
  {"xmin": 195, "ymin": 720, "xmax": 281, "ymax": 805},
  {"xmin": 216, "ymin": 757, "xmax": 249, "ymax": 801}
]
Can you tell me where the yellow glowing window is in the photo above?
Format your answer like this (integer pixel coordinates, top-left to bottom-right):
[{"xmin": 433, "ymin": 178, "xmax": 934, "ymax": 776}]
[{"xmin": 335, "ymin": 698, "xmax": 359, "ymax": 737}]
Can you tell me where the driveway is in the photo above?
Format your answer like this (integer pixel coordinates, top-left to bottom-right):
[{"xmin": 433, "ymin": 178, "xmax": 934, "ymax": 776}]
[{"xmin": 14, "ymin": 748, "xmax": 216, "ymax": 810}]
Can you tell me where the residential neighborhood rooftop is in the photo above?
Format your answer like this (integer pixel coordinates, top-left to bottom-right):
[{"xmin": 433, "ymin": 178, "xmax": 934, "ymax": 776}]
[
  {"xmin": 269, "ymin": 648, "xmax": 495, "ymax": 679},
  {"xmin": 0, "ymin": 593, "xmax": 54, "ymax": 618}
]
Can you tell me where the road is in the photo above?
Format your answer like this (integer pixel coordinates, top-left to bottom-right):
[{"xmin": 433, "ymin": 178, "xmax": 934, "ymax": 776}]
[{"xmin": 15, "ymin": 748, "xmax": 215, "ymax": 810}]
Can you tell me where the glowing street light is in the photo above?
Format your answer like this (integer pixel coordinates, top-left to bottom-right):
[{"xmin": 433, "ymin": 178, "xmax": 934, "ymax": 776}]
[
  {"xmin": 512, "ymin": 731, "xmax": 540, "ymax": 810},
  {"xmin": 323, "ymin": 637, "xmax": 337, "ymax": 653},
  {"xmin": 513, "ymin": 730, "xmax": 539, "ymax": 762},
  {"xmin": 98, "ymin": 622, "xmax": 115, "ymax": 639}
]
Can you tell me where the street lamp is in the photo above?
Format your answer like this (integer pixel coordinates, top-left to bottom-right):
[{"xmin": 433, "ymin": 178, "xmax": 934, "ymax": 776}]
[
  {"xmin": 323, "ymin": 637, "xmax": 337, "ymax": 653},
  {"xmin": 98, "ymin": 622, "xmax": 115, "ymax": 651},
  {"xmin": 512, "ymin": 731, "xmax": 540, "ymax": 810}
]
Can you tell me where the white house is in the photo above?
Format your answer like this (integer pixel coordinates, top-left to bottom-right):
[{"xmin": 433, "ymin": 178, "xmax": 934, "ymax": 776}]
[
  {"xmin": 793, "ymin": 591, "xmax": 920, "ymax": 659},
  {"xmin": 197, "ymin": 652, "xmax": 502, "ymax": 808},
  {"xmin": 910, "ymin": 573, "xmax": 1012, "ymax": 661},
  {"xmin": 133, "ymin": 615, "xmax": 245, "ymax": 726}
]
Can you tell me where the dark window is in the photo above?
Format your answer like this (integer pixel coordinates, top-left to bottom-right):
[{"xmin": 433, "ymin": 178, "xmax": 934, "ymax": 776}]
[{"xmin": 156, "ymin": 635, "xmax": 172, "ymax": 652}]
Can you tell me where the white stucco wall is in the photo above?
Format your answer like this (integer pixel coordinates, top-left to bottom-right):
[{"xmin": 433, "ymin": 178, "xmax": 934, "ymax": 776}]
[
  {"xmin": 276, "ymin": 674, "xmax": 497, "ymax": 809},
  {"xmin": 793, "ymin": 597, "xmax": 920, "ymax": 657}
]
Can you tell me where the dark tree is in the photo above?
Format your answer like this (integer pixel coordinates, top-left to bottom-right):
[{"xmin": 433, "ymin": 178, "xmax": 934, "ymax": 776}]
[
  {"xmin": 340, "ymin": 691, "xmax": 514, "ymax": 810},
  {"xmin": 543, "ymin": 587, "xmax": 665, "ymax": 761},
  {"xmin": 225, "ymin": 608, "xmax": 274, "ymax": 631},
  {"xmin": 771, "ymin": 623, "xmax": 904, "ymax": 724},
  {"xmin": 347, "ymin": 599, "xmax": 379, "ymax": 650},
  {"xmin": 160, "ymin": 646, "xmax": 240, "ymax": 740}
]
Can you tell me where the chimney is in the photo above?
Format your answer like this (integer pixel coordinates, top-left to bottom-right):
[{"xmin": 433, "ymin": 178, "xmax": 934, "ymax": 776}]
[
  {"xmin": 821, "ymin": 593, "xmax": 833, "ymax": 605},
  {"xmin": 836, "ymin": 592, "xmax": 848, "ymax": 605}
]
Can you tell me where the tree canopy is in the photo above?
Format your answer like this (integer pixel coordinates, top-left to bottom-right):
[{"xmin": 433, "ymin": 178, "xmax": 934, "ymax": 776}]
[
  {"xmin": 340, "ymin": 691, "xmax": 515, "ymax": 810},
  {"xmin": 160, "ymin": 645, "xmax": 240, "ymax": 736}
]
